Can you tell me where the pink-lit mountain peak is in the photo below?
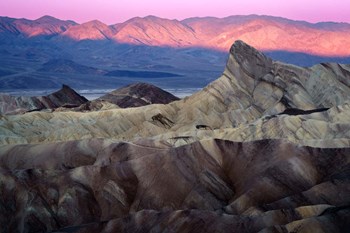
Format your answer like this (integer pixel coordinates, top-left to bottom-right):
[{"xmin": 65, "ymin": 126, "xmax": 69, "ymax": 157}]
[
  {"xmin": 112, "ymin": 15, "xmax": 198, "ymax": 47},
  {"xmin": 1, "ymin": 15, "xmax": 350, "ymax": 56},
  {"xmin": 82, "ymin": 19, "xmax": 108, "ymax": 27},
  {"xmin": 7, "ymin": 15, "xmax": 76, "ymax": 37},
  {"xmin": 115, "ymin": 15, "xmax": 189, "ymax": 32},
  {"xmin": 62, "ymin": 19, "xmax": 114, "ymax": 41},
  {"xmin": 35, "ymin": 15, "xmax": 67, "ymax": 24}
]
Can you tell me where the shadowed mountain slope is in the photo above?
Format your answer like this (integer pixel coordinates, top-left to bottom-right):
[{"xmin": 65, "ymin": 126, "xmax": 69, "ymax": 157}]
[
  {"xmin": 38, "ymin": 58, "xmax": 103, "ymax": 74},
  {"xmin": 97, "ymin": 82, "xmax": 180, "ymax": 108},
  {"xmin": 0, "ymin": 84, "xmax": 87, "ymax": 114}
]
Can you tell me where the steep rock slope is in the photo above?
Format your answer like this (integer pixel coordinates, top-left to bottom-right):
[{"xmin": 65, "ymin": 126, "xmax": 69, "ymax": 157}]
[
  {"xmin": 1, "ymin": 41, "xmax": 350, "ymax": 146},
  {"xmin": 12, "ymin": 15, "xmax": 76, "ymax": 37},
  {"xmin": 0, "ymin": 17, "xmax": 20, "ymax": 35},
  {"xmin": 0, "ymin": 84, "xmax": 87, "ymax": 115},
  {"xmin": 61, "ymin": 20, "xmax": 115, "ymax": 40},
  {"xmin": 112, "ymin": 16, "xmax": 199, "ymax": 47}
]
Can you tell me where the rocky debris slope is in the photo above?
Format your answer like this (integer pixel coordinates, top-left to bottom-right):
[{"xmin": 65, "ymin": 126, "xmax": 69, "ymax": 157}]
[
  {"xmin": 0, "ymin": 41, "xmax": 350, "ymax": 232},
  {"xmin": 0, "ymin": 84, "xmax": 88, "ymax": 115}
]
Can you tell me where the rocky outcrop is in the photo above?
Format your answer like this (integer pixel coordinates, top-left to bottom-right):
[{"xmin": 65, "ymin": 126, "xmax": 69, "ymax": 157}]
[
  {"xmin": 0, "ymin": 139, "xmax": 349, "ymax": 232},
  {"xmin": 97, "ymin": 82, "xmax": 180, "ymax": 108},
  {"xmin": 56, "ymin": 99, "xmax": 120, "ymax": 112},
  {"xmin": 0, "ymin": 41, "xmax": 350, "ymax": 232},
  {"xmin": 54, "ymin": 83, "xmax": 179, "ymax": 112},
  {"xmin": 1, "ymin": 41, "xmax": 350, "ymax": 145},
  {"xmin": 0, "ymin": 84, "xmax": 88, "ymax": 115}
]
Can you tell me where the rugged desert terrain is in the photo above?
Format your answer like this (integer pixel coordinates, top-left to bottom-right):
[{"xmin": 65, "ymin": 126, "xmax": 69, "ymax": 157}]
[{"xmin": 0, "ymin": 41, "xmax": 349, "ymax": 232}]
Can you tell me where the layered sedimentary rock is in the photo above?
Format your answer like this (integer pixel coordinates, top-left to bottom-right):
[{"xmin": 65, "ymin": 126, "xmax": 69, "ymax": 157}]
[
  {"xmin": 0, "ymin": 139, "xmax": 349, "ymax": 232},
  {"xmin": 0, "ymin": 84, "xmax": 87, "ymax": 115},
  {"xmin": 0, "ymin": 41, "xmax": 349, "ymax": 232},
  {"xmin": 1, "ymin": 41, "xmax": 350, "ymax": 146}
]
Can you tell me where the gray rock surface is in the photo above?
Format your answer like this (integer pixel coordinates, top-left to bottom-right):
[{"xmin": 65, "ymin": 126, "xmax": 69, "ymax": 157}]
[
  {"xmin": 0, "ymin": 139, "xmax": 349, "ymax": 232},
  {"xmin": 96, "ymin": 82, "xmax": 180, "ymax": 108},
  {"xmin": 0, "ymin": 84, "xmax": 88, "ymax": 115},
  {"xmin": 1, "ymin": 41, "xmax": 350, "ymax": 146}
]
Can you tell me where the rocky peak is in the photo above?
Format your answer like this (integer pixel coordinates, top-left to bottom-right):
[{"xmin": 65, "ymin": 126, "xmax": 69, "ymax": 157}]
[
  {"xmin": 62, "ymin": 20, "xmax": 114, "ymax": 40},
  {"xmin": 35, "ymin": 15, "xmax": 63, "ymax": 24},
  {"xmin": 229, "ymin": 40, "xmax": 272, "ymax": 78},
  {"xmin": 46, "ymin": 84, "xmax": 88, "ymax": 107},
  {"xmin": 83, "ymin": 20, "xmax": 107, "ymax": 28},
  {"xmin": 97, "ymin": 82, "xmax": 180, "ymax": 108},
  {"xmin": 0, "ymin": 84, "xmax": 87, "ymax": 115}
]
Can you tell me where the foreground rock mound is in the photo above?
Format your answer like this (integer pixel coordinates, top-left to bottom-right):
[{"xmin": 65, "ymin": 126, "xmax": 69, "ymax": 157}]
[
  {"xmin": 0, "ymin": 41, "xmax": 349, "ymax": 232},
  {"xmin": 0, "ymin": 84, "xmax": 88, "ymax": 115}
]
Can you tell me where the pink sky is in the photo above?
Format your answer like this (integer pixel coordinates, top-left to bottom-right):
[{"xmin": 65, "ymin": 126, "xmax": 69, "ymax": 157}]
[{"xmin": 0, "ymin": 0, "xmax": 349, "ymax": 24}]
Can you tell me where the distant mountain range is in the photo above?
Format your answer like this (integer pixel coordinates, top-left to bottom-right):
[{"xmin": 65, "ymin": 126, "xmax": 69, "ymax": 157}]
[
  {"xmin": 1, "ymin": 15, "xmax": 350, "ymax": 91},
  {"xmin": 1, "ymin": 15, "xmax": 350, "ymax": 56}
]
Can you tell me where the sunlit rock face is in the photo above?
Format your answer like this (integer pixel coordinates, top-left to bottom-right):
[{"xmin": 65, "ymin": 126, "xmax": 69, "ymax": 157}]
[{"xmin": 0, "ymin": 41, "xmax": 349, "ymax": 233}]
